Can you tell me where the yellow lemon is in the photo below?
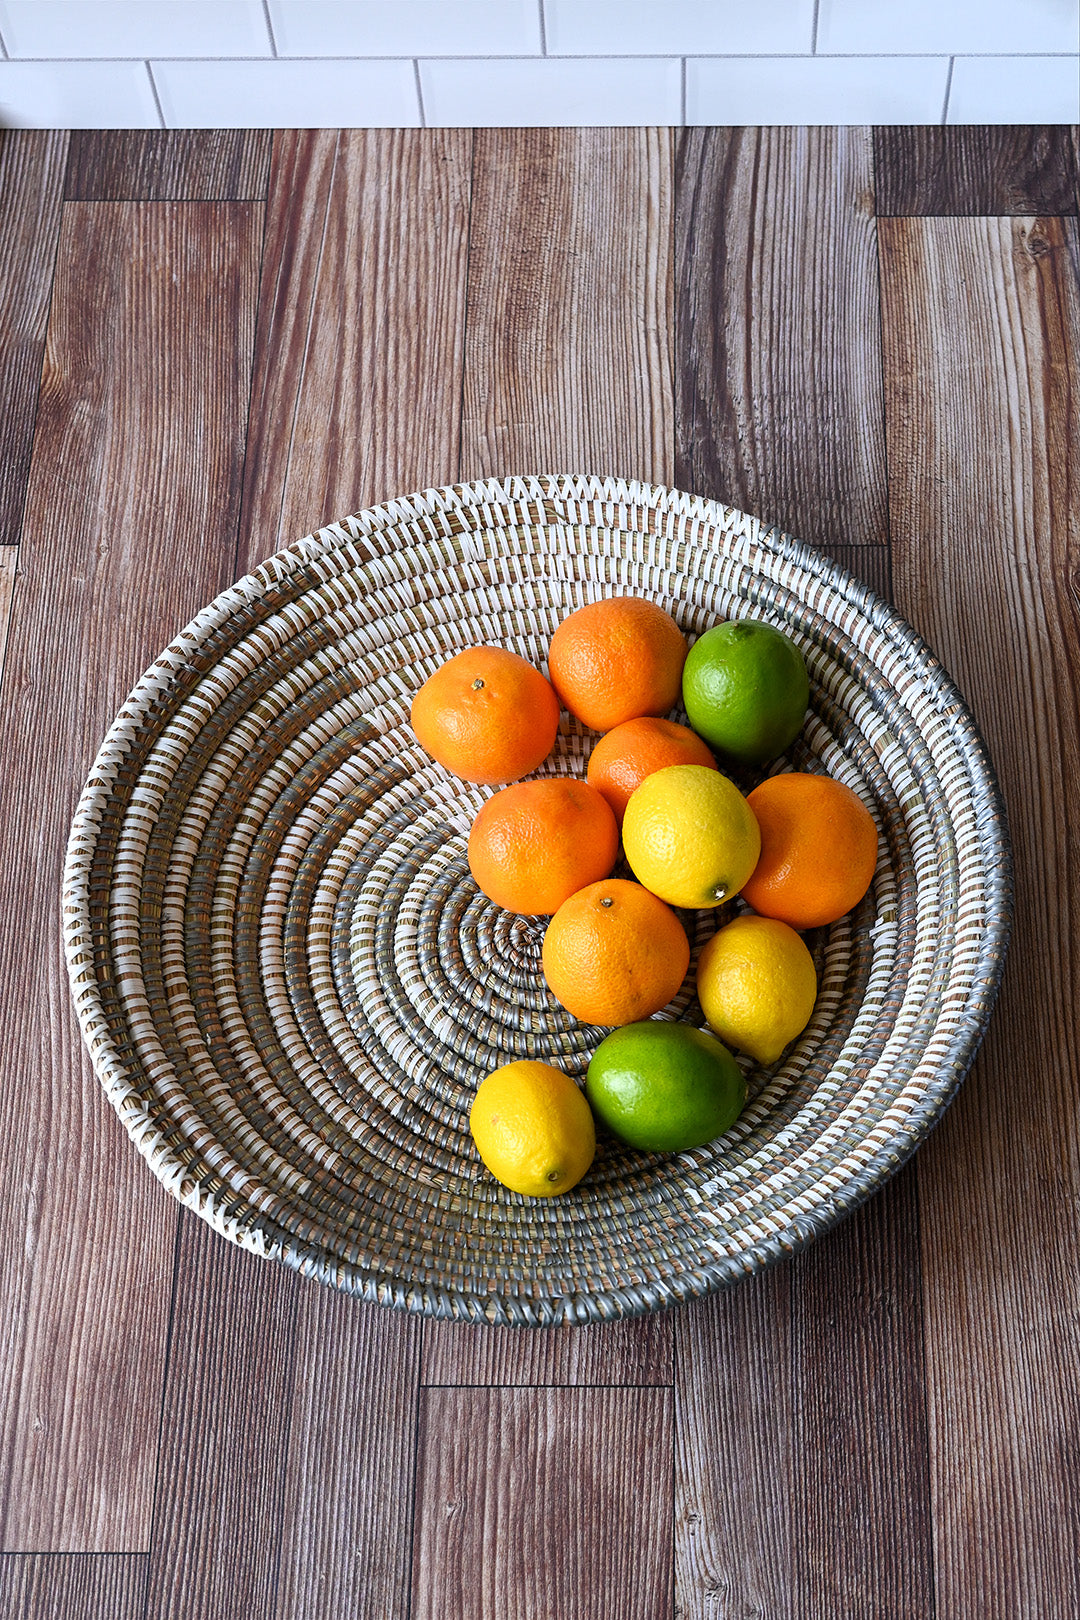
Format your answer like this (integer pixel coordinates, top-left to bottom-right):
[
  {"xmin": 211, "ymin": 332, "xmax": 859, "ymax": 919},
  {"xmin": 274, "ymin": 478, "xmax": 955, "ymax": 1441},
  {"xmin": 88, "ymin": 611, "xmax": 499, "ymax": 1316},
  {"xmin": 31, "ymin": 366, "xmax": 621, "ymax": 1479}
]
[
  {"xmin": 622, "ymin": 764, "xmax": 760, "ymax": 909},
  {"xmin": 696, "ymin": 914, "xmax": 817, "ymax": 1065},
  {"xmin": 469, "ymin": 1060, "xmax": 596, "ymax": 1197}
]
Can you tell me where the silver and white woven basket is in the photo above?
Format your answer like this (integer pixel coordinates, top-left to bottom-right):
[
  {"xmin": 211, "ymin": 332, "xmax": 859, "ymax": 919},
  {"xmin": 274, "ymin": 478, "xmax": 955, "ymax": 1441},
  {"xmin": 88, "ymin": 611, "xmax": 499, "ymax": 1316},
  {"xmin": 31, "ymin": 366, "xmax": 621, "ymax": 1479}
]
[{"xmin": 63, "ymin": 476, "xmax": 1012, "ymax": 1325}]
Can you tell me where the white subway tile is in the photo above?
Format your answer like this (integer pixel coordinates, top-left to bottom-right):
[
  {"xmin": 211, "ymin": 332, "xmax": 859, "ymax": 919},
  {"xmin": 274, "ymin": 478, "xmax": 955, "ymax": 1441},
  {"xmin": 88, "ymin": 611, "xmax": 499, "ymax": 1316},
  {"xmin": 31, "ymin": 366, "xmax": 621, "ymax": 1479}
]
[
  {"xmin": 0, "ymin": 58, "xmax": 160, "ymax": 125},
  {"xmin": 152, "ymin": 56, "xmax": 420, "ymax": 127},
  {"xmin": 817, "ymin": 0, "xmax": 1079, "ymax": 57},
  {"xmin": 948, "ymin": 54, "xmax": 1080, "ymax": 121},
  {"xmin": 545, "ymin": 0, "xmax": 814, "ymax": 56},
  {"xmin": 268, "ymin": 0, "xmax": 541, "ymax": 58},
  {"xmin": 687, "ymin": 55, "xmax": 951, "ymax": 123},
  {"xmin": 0, "ymin": 0, "xmax": 271, "ymax": 59},
  {"xmin": 420, "ymin": 54, "xmax": 682, "ymax": 125}
]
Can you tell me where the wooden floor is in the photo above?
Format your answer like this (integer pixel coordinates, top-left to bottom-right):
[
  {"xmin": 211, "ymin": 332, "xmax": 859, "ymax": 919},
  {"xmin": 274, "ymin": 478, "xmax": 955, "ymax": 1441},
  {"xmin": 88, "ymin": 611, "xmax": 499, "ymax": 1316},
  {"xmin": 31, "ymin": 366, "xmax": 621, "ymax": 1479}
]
[{"xmin": 0, "ymin": 124, "xmax": 1077, "ymax": 1619}]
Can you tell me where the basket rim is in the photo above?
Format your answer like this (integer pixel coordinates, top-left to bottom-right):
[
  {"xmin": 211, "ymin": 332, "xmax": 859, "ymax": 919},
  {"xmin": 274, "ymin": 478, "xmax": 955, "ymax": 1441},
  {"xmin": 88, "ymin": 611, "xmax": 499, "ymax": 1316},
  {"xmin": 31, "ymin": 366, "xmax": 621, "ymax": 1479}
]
[{"xmin": 62, "ymin": 473, "xmax": 1014, "ymax": 1325}]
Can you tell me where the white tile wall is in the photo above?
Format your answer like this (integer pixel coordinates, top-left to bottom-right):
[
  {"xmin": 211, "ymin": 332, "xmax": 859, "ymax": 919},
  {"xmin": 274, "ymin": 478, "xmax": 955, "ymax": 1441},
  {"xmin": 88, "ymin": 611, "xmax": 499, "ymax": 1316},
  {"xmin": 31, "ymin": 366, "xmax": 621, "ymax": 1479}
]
[
  {"xmin": 948, "ymin": 54, "xmax": 1080, "ymax": 122},
  {"xmin": 0, "ymin": 0, "xmax": 1075, "ymax": 127},
  {"xmin": 687, "ymin": 56, "xmax": 951, "ymax": 126},
  {"xmin": 268, "ymin": 1, "xmax": 542, "ymax": 59},
  {"xmin": 421, "ymin": 54, "xmax": 682, "ymax": 126}
]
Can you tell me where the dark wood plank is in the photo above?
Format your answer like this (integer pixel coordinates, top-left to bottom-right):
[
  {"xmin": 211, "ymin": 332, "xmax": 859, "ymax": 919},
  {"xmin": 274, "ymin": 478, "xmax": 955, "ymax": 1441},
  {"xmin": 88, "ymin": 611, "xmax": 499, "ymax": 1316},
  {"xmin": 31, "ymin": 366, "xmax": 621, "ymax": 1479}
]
[
  {"xmin": 238, "ymin": 128, "xmax": 472, "ymax": 570},
  {"xmin": 676, "ymin": 1267, "xmax": 795, "ymax": 1619},
  {"xmin": 0, "ymin": 198, "xmax": 261, "ymax": 1551},
  {"xmin": 880, "ymin": 213, "xmax": 1080, "ymax": 1618},
  {"xmin": 0, "ymin": 1555, "xmax": 146, "ymax": 1619},
  {"xmin": 0, "ymin": 131, "xmax": 67, "ymax": 549},
  {"xmin": 432, "ymin": 127, "xmax": 676, "ymax": 1385},
  {"xmin": 674, "ymin": 124, "xmax": 932, "ymax": 1616},
  {"xmin": 874, "ymin": 125, "xmax": 1078, "ymax": 218},
  {"xmin": 273, "ymin": 1291, "xmax": 421, "ymax": 1620},
  {"xmin": 676, "ymin": 126, "xmax": 889, "ymax": 555},
  {"xmin": 64, "ymin": 130, "xmax": 272, "ymax": 202},
  {"xmin": 421, "ymin": 1313, "xmax": 672, "ymax": 1386},
  {"xmin": 411, "ymin": 1388, "xmax": 673, "ymax": 1618},
  {"xmin": 461, "ymin": 126, "xmax": 674, "ymax": 485}
]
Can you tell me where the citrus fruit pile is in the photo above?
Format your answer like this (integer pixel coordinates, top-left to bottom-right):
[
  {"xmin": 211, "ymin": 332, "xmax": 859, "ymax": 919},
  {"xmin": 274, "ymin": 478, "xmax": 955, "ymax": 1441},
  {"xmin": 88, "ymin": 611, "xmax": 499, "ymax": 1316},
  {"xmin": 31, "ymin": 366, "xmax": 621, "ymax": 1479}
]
[{"xmin": 409, "ymin": 599, "xmax": 879, "ymax": 1200}]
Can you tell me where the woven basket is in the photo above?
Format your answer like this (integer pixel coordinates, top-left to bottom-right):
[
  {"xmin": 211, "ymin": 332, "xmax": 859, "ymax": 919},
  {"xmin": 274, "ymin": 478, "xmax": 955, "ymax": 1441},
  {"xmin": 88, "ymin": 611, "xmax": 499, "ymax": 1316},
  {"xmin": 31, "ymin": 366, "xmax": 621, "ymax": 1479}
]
[{"xmin": 63, "ymin": 476, "xmax": 1011, "ymax": 1325}]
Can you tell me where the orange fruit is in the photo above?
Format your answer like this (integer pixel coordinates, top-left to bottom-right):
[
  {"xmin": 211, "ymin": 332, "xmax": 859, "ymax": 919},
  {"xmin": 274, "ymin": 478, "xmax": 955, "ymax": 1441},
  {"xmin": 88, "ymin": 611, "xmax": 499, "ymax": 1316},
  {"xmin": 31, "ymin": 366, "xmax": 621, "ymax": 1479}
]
[
  {"xmin": 468, "ymin": 778, "xmax": 619, "ymax": 915},
  {"xmin": 411, "ymin": 645, "xmax": 560, "ymax": 784},
  {"xmin": 548, "ymin": 597, "xmax": 688, "ymax": 732},
  {"xmin": 741, "ymin": 772, "xmax": 878, "ymax": 929},
  {"xmin": 541, "ymin": 879, "xmax": 690, "ymax": 1026},
  {"xmin": 586, "ymin": 717, "xmax": 717, "ymax": 826}
]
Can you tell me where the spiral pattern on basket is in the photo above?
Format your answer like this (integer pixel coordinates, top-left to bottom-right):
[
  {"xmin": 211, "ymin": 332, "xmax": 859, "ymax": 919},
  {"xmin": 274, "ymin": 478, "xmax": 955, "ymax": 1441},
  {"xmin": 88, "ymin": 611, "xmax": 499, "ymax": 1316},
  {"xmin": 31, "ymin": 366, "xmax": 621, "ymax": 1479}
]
[{"xmin": 63, "ymin": 476, "xmax": 1011, "ymax": 1325}]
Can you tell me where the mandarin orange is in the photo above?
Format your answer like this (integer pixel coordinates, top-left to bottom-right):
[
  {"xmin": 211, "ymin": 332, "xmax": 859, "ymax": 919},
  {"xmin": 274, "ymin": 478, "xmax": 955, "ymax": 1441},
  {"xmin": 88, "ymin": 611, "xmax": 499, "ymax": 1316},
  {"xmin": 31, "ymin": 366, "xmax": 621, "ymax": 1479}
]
[
  {"xmin": 411, "ymin": 645, "xmax": 560, "ymax": 785},
  {"xmin": 547, "ymin": 597, "xmax": 688, "ymax": 732},
  {"xmin": 586, "ymin": 716, "xmax": 717, "ymax": 826},
  {"xmin": 467, "ymin": 779, "xmax": 619, "ymax": 915},
  {"xmin": 542, "ymin": 878, "xmax": 691, "ymax": 1026},
  {"xmin": 740, "ymin": 772, "xmax": 879, "ymax": 929}
]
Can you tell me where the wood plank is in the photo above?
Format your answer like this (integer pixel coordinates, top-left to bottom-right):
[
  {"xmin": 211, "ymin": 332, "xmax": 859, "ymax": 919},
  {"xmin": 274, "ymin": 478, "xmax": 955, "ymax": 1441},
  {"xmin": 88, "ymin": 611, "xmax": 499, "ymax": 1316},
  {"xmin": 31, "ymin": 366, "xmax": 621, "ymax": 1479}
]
[
  {"xmin": 144, "ymin": 1219, "xmax": 298, "ymax": 1620},
  {"xmin": 273, "ymin": 1290, "xmax": 421, "ymax": 1620},
  {"xmin": 237, "ymin": 128, "xmax": 472, "ymax": 569},
  {"xmin": 411, "ymin": 1388, "xmax": 672, "ymax": 1619},
  {"xmin": 880, "ymin": 213, "xmax": 1080, "ymax": 1618},
  {"xmin": 673, "ymin": 124, "xmax": 932, "ymax": 1614},
  {"xmin": 675, "ymin": 126, "xmax": 888, "ymax": 554},
  {"xmin": 64, "ymin": 130, "xmax": 272, "ymax": 202},
  {"xmin": 0, "ymin": 199, "xmax": 261, "ymax": 1552},
  {"xmin": 432, "ymin": 126, "xmax": 676, "ymax": 1385},
  {"xmin": 0, "ymin": 131, "xmax": 68, "ymax": 548},
  {"xmin": 0, "ymin": 1554, "xmax": 146, "ymax": 1619},
  {"xmin": 461, "ymin": 126, "xmax": 674, "ymax": 485},
  {"xmin": 874, "ymin": 125, "xmax": 1078, "ymax": 218},
  {"xmin": 421, "ymin": 1313, "xmax": 672, "ymax": 1386}
]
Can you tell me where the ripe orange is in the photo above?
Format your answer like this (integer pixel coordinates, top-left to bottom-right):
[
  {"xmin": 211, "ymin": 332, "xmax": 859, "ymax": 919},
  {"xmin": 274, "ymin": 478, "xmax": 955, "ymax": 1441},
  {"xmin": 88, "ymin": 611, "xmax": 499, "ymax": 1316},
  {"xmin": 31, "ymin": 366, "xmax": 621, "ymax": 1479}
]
[
  {"xmin": 547, "ymin": 597, "xmax": 688, "ymax": 732},
  {"xmin": 741, "ymin": 772, "xmax": 879, "ymax": 929},
  {"xmin": 468, "ymin": 778, "xmax": 619, "ymax": 915},
  {"xmin": 411, "ymin": 645, "xmax": 560, "ymax": 785},
  {"xmin": 541, "ymin": 879, "xmax": 690, "ymax": 1027},
  {"xmin": 586, "ymin": 717, "xmax": 717, "ymax": 826}
]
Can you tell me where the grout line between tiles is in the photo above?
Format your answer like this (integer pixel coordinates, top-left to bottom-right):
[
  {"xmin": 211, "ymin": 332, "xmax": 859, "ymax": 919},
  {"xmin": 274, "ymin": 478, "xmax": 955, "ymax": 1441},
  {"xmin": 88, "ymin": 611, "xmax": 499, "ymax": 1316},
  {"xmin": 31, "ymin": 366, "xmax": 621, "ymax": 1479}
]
[
  {"xmin": 812, "ymin": 0, "xmax": 821, "ymax": 54},
  {"xmin": 413, "ymin": 58, "xmax": 426, "ymax": 128},
  {"xmin": 3, "ymin": 51, "xmax": 1080, "ymax": 64},
  {"xmin": 260, "ymin": 0, "xmax": 278, "ymax": 57},
  {"xmin": 144, "ymin": 59, "xmax": 166, "ymax": 128},
  {"xmin": 941, "ymin": 56, "xmax": 955, "ymax": 125},
  {"xmin": 538, "ymin": 0, "xmax": 547, "ymax": 56},
  {"xmin": 680, "ymin": 57, "xmax": 687, "ymax": 125}
]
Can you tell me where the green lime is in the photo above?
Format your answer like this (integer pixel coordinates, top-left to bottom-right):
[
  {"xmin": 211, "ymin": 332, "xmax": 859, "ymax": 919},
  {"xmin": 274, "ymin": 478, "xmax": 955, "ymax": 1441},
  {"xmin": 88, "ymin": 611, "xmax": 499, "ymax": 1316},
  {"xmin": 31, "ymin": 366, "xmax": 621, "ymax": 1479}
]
[
  {"xmin": 585, "ymin": 1021, "xmax": 746, "ymax": 1152},
  {"xmin": 682, "ymin": 620, "xmax": 809, "ymax": 764}
]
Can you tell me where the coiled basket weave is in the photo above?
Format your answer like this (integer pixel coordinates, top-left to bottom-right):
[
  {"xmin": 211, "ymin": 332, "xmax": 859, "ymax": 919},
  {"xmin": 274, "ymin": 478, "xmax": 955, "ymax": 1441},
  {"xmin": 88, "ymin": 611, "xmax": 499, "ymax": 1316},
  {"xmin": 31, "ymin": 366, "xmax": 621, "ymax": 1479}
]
[{"xmin": 64, "ymin": 476, "xmax": 1011, "ymax": 1325}]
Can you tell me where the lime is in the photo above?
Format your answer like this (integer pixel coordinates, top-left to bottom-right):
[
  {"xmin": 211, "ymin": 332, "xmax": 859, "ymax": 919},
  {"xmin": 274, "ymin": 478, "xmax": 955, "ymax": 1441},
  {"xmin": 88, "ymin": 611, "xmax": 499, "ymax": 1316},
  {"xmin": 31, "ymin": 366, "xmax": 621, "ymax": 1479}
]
[
  {"xmin": 622, "ymin": 763, "xmax": 760, "ymax": 909},
  {"xmin": 470, "ymin": 1060, "xmax": 595, "ymax": 1197},
  {"xmin": 682, "ymin": 620, "xmax": 809, "ymax": 764},
  {"xmin": 697, "ymin": 914, "xmax": 817, "ymax": 1065},
  {"xmin": 585, "ymin": 1021, "xmax": 745, "ymax": 1152}
]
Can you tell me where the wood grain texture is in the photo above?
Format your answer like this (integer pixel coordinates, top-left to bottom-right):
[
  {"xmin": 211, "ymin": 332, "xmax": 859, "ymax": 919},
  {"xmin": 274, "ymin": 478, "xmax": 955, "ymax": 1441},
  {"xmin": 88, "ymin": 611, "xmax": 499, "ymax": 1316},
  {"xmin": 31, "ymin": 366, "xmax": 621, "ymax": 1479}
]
[
  {"xmin": 0, "ymin": 547, "xmax": 17, "ymax": 691},
  {"xmin": 64, "ymin": 129, "xmax": 272, "ymax": 201},
  {"xmin": 460, "ymin": 126, "xmax": 674, "ymax": 486},
  {"xmin": 0, "ymin": 199, "xmax": 261, "ymax": 1552},
  {"xmin": 238, "ymin": 128, "xmax": 472, "ymax": 571},
  {"xmin": 273, "ymin": 1291, "xmax": 421, "ymax": 1620},
  {"xmin": 0, "ymin": 131, "xmax": 67, "ymax": 549},
  {"xmin": 421, "ymin": 1312, "xmax": 672, "ymax": 1386},
  {"xmin": 0, "ymin": 1555, "xmax": 147, "ymax": 1619},
  {"xmin": 873, "ymin": 125, "xmax": 1078, "ymax": 218},
  {"xmin": 676, "ymin": 126, "xmax": 888, "ymax": 554},
  {"xmin": 411, "ymin": 1387, "xmax": 673, "ymax": 1619},
  {"xmin": 880, "ymin": 214, "xmax": 1080, "ymax": 1619},
  {"xmin": 145, "ymin": 1220, "xmax": 298, "ymax": 1620}
]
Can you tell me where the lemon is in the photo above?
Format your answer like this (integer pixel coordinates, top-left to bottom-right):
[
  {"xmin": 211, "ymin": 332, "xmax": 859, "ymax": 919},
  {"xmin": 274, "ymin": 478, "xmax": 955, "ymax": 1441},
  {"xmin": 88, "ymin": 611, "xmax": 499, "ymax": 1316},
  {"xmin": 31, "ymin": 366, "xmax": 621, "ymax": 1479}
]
[
  {"xmin": 469, "ymin": 1060, "xmax": 596, "ymax": 1197},
  {"xmin": 586, "ymin": 1021, "xmax": 745, "ymax": 1152},
  {"xmin": 696, "ymin": 914, "xmax": 817, "ymax": 1065},
  {"xmin": 682, "ymin": 620, "xmax": 809, "ymax": 764},
  {"xmin": 622, "ymin": 764, "xmax": 761, "ymax": 909}
]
